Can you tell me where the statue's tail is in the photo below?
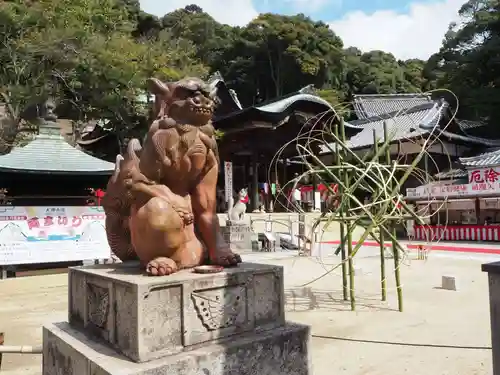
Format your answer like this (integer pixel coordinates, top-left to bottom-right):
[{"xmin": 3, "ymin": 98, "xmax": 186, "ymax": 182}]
[
  {"xmin": 105, "ymin": 211, "xmax": 138, "ymax": 262},
  {"xmin": 102, "ymin": 148, "xmax": 140, "ymax": 262}
]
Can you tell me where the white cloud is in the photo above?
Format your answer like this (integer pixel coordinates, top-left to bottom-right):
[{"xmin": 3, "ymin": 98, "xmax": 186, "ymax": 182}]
[
  {"xmin": 328, "ymin": 0, "xmax": 464, "ymax": 60},
  {"xmin": 139, "ymin": 0, "xmax": 464, "ymax": 60},
  {"xmin": 284, "ymin": 0, "xmax": 337, "ymax": 12},
  {"xmin": 139, "ymin": 0, "xmax": 258, "ymax": 26}
]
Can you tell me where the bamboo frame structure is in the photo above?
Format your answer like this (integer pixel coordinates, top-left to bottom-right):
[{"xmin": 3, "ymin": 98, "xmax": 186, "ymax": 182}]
[{"xmin": 300, "ymin": 118, "xmax": 427, "ymax": 312}]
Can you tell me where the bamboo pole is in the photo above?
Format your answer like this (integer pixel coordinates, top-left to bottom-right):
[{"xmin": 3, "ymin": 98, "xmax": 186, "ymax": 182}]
[
  {"xmin": 334, "ymin": 123, "xmax": 348, "ymax": 301},
  {"xmin": 315, "ymin": 165, "xmax": 414, "ymax": 170},
  {"xmin": 322, "ymin": 215, "xmax": 421, "ymax": 221},
  {"xmin": 373, "ymin": 129, "xmax": 387, "ymax": 302},
  {"xmin": 340, "ymin": 119, "xmax": 355, "ymax": 310},
  {"xmin": 383, "ymin": 121, "xmax": 403, "ymax": 311}
]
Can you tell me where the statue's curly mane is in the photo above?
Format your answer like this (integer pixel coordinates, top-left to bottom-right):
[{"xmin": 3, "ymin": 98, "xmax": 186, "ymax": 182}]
[{"xmin": 138, "ymin": 119, "xmax": 218, "ymax": 184}]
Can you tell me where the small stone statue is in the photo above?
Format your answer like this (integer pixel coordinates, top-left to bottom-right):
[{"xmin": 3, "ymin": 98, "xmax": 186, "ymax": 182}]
[
  {"xmin": 102, "ymin": 77, "xmax": 242, "ymax": 276},
  {"xmin": 227, "ymin": 188, "xmax": 249, "ymax": 223}
]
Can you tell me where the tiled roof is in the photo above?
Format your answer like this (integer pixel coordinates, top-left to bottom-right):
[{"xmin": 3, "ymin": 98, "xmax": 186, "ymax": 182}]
[
  {"xmin": 0, "ymin": 124, "xmax": 115, "ymax": 174},
  {"xmin": 214, "ymin": 89, "xmax": 345, "ymax": 129},
  {"xmin": 255, "ymin": 93, "xmax": 332, "ymax": 114},
  {"xmin": 456, "ymin": 119, "xmax": 486, "ymax": 130},
  {"xmin": 460, "ymin": 148, "xmax": 500, "ymax": 167},
  {"xmin": 208, "ymin": 71, "xmax": 243, "ymax": 112},
  {"xmin": 338, "ymin": 101, "xmax": 444, "ymax": 150},
  {"xmin": 320, "ymin": 94, "xmax": 500, "ymax": 152},
  {"xmin": 353, "ymin": 93, "xmax": 432, "ymax": 119},
  {"xmin": 440, "ymin": 131, "xmax": 500, "ymax": 147},
  {"xmin": 434, "ymin": 168, "xmax": 468, "ymax": 179}
]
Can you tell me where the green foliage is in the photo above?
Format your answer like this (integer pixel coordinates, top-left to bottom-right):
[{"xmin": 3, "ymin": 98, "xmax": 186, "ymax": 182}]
[
  {"xmin": 1, "ymin": 0, "xmax": 497, "ymax": 152},
  {"xmin": 214, "ymin": 129, "xmax": 224, "ymax": 140},
  {"xmin": 210, "ymin": 13, "xmax": 345, "ymax": 105},
  {"xmin": 342, "ymin": 49, "xmax": 423, "ymax": 97},
  {"xmin": 160, "ymin": 6, "xmax": 236, "ymax": 67},
  {"xmin": 0, "ymin": 0, "xmax": 207, "ymax": 149},
  {"xmin": 424, "ymin": 0, "xmax": 500, "ymax": 131}
]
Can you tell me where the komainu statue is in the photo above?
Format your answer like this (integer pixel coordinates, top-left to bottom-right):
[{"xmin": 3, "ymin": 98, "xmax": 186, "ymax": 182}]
[{"xmin": 102, "ymin": 77, "xmax": 242, "ymax": 276}]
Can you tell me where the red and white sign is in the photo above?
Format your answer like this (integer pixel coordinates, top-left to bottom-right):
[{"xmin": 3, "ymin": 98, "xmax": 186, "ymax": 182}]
[
  {"xmin": 414, "ymin": 225, "xmax": 500, "ymax": 242},
  {"xmin": 469, "ymin": 167, "xmax": 500, "ymax": 183},
  {"xmin": 407, "ymin": 181, "xmax": 500, "ymax": 199}
]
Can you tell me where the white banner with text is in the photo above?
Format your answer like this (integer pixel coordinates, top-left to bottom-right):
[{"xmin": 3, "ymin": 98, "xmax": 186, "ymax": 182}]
[{"xmin": 0, "ymin": 206, "xmax": 111, "ymax": 266}]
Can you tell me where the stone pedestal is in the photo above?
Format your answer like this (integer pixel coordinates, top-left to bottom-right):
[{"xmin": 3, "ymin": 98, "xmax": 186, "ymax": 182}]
[
  {"xmin": 482, "ymin": 262, "xmax": 500, "ymax": 374},
  {"xmin": 43, "ymin": 262, "xmax": 311, "ymax": 375},
  {"xmin": 221, "ymin": 222, "xmax": 253, "ymax": 252}
]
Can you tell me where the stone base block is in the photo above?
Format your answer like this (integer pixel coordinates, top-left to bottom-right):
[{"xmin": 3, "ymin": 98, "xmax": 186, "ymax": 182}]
[
  {"xmin": 441, "ymin": 275, "xmax": 458, "ymax": 291},
  {"xmin": 43, "ymin": 321, "xmax": 311, "ymax": 375},
  {"xmin": 68, "ymin": 262, "xmax": 284, "ymax": 363},
  {"xmin": 221, "ymin": 224, "xmax": 253, "ymax": 252}
]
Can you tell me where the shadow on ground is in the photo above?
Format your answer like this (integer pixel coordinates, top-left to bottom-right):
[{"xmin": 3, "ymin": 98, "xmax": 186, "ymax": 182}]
[{"xmin": 285, "ymin": 287, "xmax": 394, "ymax": 312}]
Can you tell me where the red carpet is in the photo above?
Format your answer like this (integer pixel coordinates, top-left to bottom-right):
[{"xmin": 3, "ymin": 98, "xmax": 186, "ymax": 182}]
[{"xmin": 322, "ymin": 240, "xmax": 500, "ymax": 255}]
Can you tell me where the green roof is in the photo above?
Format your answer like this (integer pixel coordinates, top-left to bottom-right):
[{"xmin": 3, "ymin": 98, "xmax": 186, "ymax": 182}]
[{"xmin": 0, "ymin": 126, "xmax": 115, "ymax": 175}]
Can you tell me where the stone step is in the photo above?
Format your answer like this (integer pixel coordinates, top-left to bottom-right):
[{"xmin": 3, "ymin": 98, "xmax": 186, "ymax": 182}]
[
  {"xmin": 44, "ymin": 321, "xmax": 310, "ymax": 375},
  {"xmin": 68, "ymin": 262, "xmax": 285, "ymax": 363}
]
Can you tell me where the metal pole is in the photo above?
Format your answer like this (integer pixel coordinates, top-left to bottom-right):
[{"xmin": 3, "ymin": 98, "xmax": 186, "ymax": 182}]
[
  {"xmin": 0, "ymin": 346, "xmax": 42, "ymax": 354},
  {"xmin": 0, "ymin": 332, "xmax": 3, "ymax": 368}
]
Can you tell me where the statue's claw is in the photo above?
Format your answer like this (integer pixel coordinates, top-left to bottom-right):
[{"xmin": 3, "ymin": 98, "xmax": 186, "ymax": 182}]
[
  {"xmin": 146, "ymin": 257, "xmax": 178, "ymax": 276},
  {"xmin": 210, "ymin": 248, "xmax": 242, "ymax": 267}
]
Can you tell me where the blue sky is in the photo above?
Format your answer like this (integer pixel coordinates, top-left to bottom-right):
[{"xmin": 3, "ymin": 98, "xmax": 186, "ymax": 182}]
[
  {"xmin": 139, "ymin": 0, "xmax": 464, "ymax": 60},
  {"xmin": 254, "ymin": 0, "xmax": 423, "ymax": 19}
]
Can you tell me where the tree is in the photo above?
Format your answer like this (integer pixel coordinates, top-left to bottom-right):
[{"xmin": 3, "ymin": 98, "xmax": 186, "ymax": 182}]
[
  {"xmin": 426, "ymin": 0, "xmax": 500, "ymax": 129},
  {"xmin": 342, "ymin": 49, "xmax": 423, "ymax": 97},
  {"xmin": 0, "ymin": 0, "xmax": 208, "ymax": 150},
  {"xmin": 212, "ymin": 13, "xmax": 344, "ymax": 106},
  {"xmin": 160, "ymin": 5, "xmax": 237, "ymax": 67}
]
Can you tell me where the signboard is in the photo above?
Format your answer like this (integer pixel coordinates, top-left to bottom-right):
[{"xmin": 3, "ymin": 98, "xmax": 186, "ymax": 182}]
[
  {"xmin": 407, "ymin": 181, "xmax": 500, "ymax": 199},
  {"xmin": 0, "ymin": 206, "xmax": 111, "ymax": 266},
  {"xmin": 469, "ymin": 167, "xmax": 500, "ymax": 183},
  {"xmin": 224, "ymin": 161, "xmax": 233, "ymax": 202}
]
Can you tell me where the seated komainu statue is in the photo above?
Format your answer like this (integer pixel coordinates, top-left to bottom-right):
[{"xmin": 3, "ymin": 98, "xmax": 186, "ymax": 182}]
[{"xmin": 102, "ymin": 77, "xmax": 242, "ymax": 276}]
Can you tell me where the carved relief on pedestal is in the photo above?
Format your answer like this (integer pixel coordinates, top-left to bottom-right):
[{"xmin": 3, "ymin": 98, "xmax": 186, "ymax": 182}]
[
  {"xmin": 86, "ymin": 283, "xmax": 110, "ymax": 329},
  {"xmin": 46, "ymin": 341, "xmax": 73, "ymax": 375},
  {"xmin": 191, "ymin": 285, "xmax": 247, "ymax": 331}
]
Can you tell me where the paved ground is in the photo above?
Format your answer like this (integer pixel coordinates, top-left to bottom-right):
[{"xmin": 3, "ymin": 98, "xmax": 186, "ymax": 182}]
[
  {"xmin": 321, "ymin": 239, "xmax": 500, "ymax": 254},
  {"xmin": 0, "ymin": 247, "xmax": 496, "ymax": 375}
]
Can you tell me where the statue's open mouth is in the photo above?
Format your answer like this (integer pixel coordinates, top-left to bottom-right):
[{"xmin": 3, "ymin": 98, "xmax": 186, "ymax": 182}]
[{"xmin": 190, "ymin": 105, "xmax": 213, "ymax": 115}]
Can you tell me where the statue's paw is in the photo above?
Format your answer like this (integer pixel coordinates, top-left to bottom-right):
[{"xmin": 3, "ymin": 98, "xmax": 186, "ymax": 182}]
[
  {"xmin": 210, "ymin": 249, "xmax": 242, "ymax": 267},
  {"xmin": 146, "ymin": 257, "xmax": 178, "ymax": 276}
]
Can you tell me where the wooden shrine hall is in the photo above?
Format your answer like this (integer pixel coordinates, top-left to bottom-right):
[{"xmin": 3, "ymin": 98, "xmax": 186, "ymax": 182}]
[{"xmin": 211, "ymin": 75, "xmax": 341, "ymax": 213}]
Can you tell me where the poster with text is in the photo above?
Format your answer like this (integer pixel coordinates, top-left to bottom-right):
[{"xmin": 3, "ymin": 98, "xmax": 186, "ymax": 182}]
[{"xmin": 0, "ymin": 206, "xmax": 111, "ymax": 265}]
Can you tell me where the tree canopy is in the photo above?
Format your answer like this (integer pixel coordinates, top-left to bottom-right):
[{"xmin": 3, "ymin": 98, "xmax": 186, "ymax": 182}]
[
  {"xmin": 0, "ymin": 0, "xmax": 498, "ymax": 149},
  {"xmin": 424, "ymin": 0, "xmax": 500, "ymax": 129}
]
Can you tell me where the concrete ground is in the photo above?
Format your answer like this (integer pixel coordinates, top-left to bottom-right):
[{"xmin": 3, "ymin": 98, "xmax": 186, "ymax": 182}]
[{"xmin": 0, "ymin": 247, "xmax": 495, "ymax": 375}]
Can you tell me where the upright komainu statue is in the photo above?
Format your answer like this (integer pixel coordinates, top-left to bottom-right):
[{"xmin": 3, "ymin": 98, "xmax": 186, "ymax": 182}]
[{"xmin": 102, "ymin": 77, "xmax": 242, "ymax": 276}]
